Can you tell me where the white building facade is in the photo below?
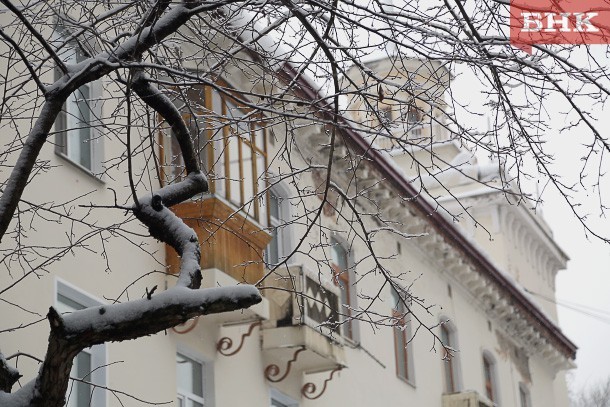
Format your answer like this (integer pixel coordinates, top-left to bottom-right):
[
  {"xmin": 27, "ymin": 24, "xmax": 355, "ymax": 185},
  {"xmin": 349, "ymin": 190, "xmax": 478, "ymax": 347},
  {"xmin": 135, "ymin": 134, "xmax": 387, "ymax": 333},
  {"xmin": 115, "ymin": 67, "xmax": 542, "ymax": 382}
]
[{"xmin": 0, "ymin": 12, "xmax": 576, "ymax": 407}]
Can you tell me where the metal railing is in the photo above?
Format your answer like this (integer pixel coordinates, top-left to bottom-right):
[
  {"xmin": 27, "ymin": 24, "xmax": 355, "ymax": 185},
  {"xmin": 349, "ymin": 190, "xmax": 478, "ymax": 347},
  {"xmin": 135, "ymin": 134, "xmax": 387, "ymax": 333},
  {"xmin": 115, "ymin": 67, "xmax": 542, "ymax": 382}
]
[{"xmin": 272, "ymin": 265, "xmax": 343, "ymax": 339}]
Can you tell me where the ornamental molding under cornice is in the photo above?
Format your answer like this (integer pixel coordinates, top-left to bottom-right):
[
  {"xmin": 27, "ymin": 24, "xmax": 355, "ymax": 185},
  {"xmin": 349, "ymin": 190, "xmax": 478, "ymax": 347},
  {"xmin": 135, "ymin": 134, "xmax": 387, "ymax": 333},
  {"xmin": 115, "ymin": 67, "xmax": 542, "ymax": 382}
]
[{"xmin": 299, "ymin": 127, "xmax": 576, "ymax": 372}]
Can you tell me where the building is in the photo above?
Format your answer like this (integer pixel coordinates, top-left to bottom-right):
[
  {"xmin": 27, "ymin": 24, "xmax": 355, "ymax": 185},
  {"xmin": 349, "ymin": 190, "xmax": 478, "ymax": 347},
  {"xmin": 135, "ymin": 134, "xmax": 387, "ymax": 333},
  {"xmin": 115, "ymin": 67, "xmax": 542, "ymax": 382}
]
[{"xmin": 0, "ymin": 8, "xmax": 576, "ymax": 407}]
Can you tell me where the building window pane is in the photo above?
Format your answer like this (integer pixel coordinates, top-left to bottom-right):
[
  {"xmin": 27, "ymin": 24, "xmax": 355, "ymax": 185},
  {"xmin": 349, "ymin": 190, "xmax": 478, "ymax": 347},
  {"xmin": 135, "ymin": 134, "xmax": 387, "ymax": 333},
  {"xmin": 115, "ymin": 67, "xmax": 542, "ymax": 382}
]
[
  {"xmin": 56, "ymin": 281, "xmax": 106, "ymax": 407},
  {"xmin": 266, "ymin": 190, "xmax": 281, "ymax": 265},
  {"xmin": 54, "ymin": 39, "xmax": 100, "ymax": 174},
  {"xmin": 519, "ymin": 383, "xmax": 530, "ymax": 407},
  {"xmin": 164, "ymin": 87, "xmax": 268, "ymax": 224},
  {"xmin": 73, "ymin": 351, "xmax": 92, "ymax": 407},
  {"xmin": 177, "ymin": 353, "xmax": 205, "ymax": 407},
  {"xmin": 331, "ymin": 239, "xmax": 353, "ymax": 339},
  {"xmin": 441, "ymin": 324, "xmax": 456, "ymax": 393},
  {"xmin": 391, "ymin": 288, "xmax": 413, "ymax": 382},
  {"xmin": 483, "ymin": 354, "xmax": 497, "ymax": 402},
  {"xmin": 270, "ymin": 388, "xmax": 298, "ymax": 407}
]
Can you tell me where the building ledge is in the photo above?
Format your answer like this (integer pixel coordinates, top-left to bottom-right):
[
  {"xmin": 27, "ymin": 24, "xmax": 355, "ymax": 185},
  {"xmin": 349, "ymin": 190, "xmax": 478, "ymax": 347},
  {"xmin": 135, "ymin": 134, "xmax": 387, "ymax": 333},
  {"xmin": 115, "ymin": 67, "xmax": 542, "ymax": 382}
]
[
  {"xmin": 442, "ymin": 390, "xmax": 494, "ymax": 407},
  {"xmin": 262, "ymin": 326, "xmax": 346, "ymax": 373}
]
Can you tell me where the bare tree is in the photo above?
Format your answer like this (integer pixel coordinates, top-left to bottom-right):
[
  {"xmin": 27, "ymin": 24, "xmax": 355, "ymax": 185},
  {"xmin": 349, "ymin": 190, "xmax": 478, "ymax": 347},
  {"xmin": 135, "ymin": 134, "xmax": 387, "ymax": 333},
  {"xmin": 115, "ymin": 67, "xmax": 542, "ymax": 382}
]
[
  {"xmin": 0, "ymin": 0, "xmax": 606, "ymax": 405},
  {"xmin": 572, "ymin": 378, "xmax": 610, "ymax": 407}
]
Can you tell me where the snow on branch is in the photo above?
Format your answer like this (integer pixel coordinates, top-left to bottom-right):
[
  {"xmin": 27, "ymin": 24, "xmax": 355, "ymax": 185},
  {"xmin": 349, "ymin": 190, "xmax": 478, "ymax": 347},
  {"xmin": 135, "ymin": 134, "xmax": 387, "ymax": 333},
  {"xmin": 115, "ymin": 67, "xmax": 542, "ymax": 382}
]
[
  {"xmin": 14, "ymin": 286, "xmax": 261, "ymax": 407},
  {"xmin": 0, "ymin": 353, "xmax": 20, "ymax": 393},
  {"xmin": 0, "ymin": 1, "xmax": 207, "ymax": 242},
  {"xmin": 132, "ymin": 70, "xmax": 199, "ymax": 175},
  {"xmin": 134, "ymin": 172, "xmax": 208, "ymax": 288}
]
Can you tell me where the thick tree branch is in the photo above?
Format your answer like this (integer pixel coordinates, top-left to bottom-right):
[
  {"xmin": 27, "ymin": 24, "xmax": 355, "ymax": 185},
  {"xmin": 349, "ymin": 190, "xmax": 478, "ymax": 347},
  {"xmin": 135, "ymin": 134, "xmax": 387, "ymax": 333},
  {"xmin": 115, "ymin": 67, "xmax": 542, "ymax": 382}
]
[
  {"xmin": 0, "ymin": 353, "xmax": 20, "ymax": 393},
  {"xmin": 132, "ymin": 70, "xmax": 200, "ymax": 174},
  {"xmin": 0, "ymin": 2, "xmax": 207, "ymax": 241},
  {"xmin": 133, "ymin": 172, "xmax": 208, "ymax": 288},
  {"xmin": 15, "ymin": 286, "xmax": 261, "ymax": 407},
  {"xmin": 0, "ymin": 98, "xmax": 64, "ymax": 242}
]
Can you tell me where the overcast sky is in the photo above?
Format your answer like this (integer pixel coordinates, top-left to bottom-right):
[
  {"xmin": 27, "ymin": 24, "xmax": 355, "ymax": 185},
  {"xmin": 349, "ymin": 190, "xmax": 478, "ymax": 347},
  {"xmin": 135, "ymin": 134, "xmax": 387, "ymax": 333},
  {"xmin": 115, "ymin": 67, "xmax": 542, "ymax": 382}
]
[
  {"xmin": 448, "ymin": 54, "xmax": 610, "ymax": 395},
  {"xmin": 550, "ymin": 188, "xmax": 610, "ymax": 394}
]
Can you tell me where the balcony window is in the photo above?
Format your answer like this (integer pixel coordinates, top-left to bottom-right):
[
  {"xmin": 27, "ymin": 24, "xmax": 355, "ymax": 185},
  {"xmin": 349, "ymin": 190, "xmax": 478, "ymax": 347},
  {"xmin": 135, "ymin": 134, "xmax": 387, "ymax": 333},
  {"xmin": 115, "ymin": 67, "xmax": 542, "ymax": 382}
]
[{"xmin": 162, "ymin": 86, "xmax": 268, "ymax": 224}]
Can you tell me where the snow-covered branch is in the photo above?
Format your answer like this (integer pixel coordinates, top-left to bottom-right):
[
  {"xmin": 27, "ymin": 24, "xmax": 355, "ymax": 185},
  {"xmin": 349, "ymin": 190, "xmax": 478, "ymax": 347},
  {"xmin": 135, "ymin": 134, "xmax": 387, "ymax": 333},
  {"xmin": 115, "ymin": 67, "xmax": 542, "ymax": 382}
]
[{"xmin": 6, "ymin": 286, "xmax": 260, "ymax": 407}]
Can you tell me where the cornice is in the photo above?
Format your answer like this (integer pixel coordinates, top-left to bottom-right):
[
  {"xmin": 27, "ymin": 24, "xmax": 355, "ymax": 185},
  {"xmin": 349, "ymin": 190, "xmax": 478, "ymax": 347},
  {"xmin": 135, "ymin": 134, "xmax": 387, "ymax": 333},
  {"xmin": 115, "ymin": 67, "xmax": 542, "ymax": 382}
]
[{"xmin": 277, "ymin": 62, "xmax": 577, "ymax": 368}]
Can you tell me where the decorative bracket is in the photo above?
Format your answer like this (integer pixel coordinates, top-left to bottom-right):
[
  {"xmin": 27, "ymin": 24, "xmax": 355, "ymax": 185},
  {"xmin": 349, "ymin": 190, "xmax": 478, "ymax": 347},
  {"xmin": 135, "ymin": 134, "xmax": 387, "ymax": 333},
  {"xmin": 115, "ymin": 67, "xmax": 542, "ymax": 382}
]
[
  {"xmin": 301, "ymin": 366, "xmax": 343, "ymax": 400},
  {"xmin": 171, "ymin": 317, "xmax": 199, "ymax": 334},
  {"xmin": 216, "ymin": 320, "xmax": 262, "ymax": 357},
  {"xmin": 264, "ymin": 346, "xmax": 306, "ymax": 383}
]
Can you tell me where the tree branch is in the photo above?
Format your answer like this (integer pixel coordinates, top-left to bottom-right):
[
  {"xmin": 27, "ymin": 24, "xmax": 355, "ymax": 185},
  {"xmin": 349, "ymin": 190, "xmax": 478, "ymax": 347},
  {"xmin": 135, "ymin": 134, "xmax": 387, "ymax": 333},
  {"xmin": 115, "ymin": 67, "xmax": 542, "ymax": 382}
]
[
  {"xmin": 0, "ymin": 352, "xmax": 21, "ymax": 393},
  {"xmin": 17, "ymin": 286, "xmax": 261, "ymax": 407},
  {"xmin": 131, "ymin": 70, "xmax": 200, "ymax": 174}
]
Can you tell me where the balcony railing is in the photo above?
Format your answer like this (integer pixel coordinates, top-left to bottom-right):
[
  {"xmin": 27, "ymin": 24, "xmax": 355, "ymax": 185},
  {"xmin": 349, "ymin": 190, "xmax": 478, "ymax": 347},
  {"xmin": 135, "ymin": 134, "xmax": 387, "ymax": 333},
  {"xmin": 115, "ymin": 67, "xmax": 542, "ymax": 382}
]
[
  {"xmin": 269, "ymin": 265, "xmax": 343, "ymax": 340},
  {"xmin": 262, "ymin": 265, "xmax": 346, "ymax": 376}
]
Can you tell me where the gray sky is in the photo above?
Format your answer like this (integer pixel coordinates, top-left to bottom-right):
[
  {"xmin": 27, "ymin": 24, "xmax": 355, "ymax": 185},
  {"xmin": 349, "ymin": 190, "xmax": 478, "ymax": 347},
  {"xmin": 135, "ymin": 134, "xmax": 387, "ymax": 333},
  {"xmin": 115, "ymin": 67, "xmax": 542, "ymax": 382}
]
[{"xmin": 551, "ymin": 199, "xmax": 610, "ymax": 393}]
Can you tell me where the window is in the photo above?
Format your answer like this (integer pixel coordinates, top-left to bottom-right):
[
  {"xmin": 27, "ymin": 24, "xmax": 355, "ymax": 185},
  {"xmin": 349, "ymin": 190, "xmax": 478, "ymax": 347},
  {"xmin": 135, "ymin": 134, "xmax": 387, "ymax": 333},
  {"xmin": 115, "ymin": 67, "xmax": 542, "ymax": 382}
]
[
  {"xmin": 519, "ymin": 383, "xmax": 531, "ymax": 407},
  {"xmin": 162, "ymin": 86, "xmax": 268, "ymax": 224},
  {"xmin": 265, "ymin": 186, "xmax": 290, "ymax": 266},
  {"xmin": 176, "ymin": 353, "xmax": 205, "ymax": 407},
  {"xmin": 55, "ymin": 280, "xmax": 106, "ymax": 407},
  {"xmin": 54, "ymin": 36, "xmax": 103, "ymax": 175},
  {"xmin": 391, "ymin": 288, "xmax": 414, "ymax": 383},
  {"xmin": 331, "ymin": 239, "xmax": 355, "ymax": 340},
  {"xmin": 440, "ymin": 322, "xmax": 461, "ymax": 393},
  {"xmin": 405, "ymin": 105, "xmax": 422, "ymax": 137},
  {"xmin": 380, "ymin": 105, "xmax": 393, "ymax": 123},
  {"xmin": 270, "ymin": 388, "xmax": 298, "ymax": 407},
  {"xmin": 483, "ymin": 352, "xmax": 498, "ymax": 403}
]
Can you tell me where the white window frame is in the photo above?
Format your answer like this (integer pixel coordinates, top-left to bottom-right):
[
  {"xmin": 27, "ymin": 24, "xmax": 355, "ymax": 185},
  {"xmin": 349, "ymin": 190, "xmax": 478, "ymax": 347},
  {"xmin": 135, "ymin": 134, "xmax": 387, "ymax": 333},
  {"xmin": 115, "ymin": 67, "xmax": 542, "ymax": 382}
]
[
  {"xmin": 55, "ymin": 279, "xmax": 107, "ymax": 407},
  {"xmin": 53, "ymin": 30, "xmax": 104, "ymax": 177},
  {"xmin": 270, "ymin": 388, "xmax": 298, "ymax": 407},
  {"xmin": 265, "ymin": 183, "xmax": 293, "ymax": 266},
  {"xmin": 176, "ymin": 348, "xmax": 214, "ymax": 407}
]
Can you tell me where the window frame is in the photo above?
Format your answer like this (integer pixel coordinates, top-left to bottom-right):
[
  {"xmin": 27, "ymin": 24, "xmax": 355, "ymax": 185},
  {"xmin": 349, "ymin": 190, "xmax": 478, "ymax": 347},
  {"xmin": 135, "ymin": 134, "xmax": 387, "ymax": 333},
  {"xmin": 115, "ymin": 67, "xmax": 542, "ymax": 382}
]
[
  {"xmin": 391, "ymin": 287, "xmax": 415, "ymax": 385},
  {"xmin": 439, "ymin": 319, "xmax": 462, "ymax": 394},
  {"xmin": 55, "ymin": 279, "xmax": 107, "ymax": 407},
  {"xmin": 176, "ymin": 353, "xmax": 205, "ymax": 407},
  {"xmin": 176, "ymin": 348, "xmax": 214, "ymax": 407},
  {"xmin": 269, "ymin": 388, "xmax": 298, "ymax": 407},
  {"xmin": 265, "ymin": 183, "xmax": 292, "ymax": 266},
  {"xmin": 482, "ymin": 351, "xmax": 499, "ymax": 405},
  {"xmin": 53, "ymin": 30, "xmax": 104, "ymax": 178},
  {"xmin": 518, "ymin": 382, "xmax": 531, "ymax": 407},
  {"xmin": 160, "ymin": 82, "xmax": 269, "ymax": 225},
  {"xmin": 330, "ymin": 237, "xmax": 358, "ymax": 341}
]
